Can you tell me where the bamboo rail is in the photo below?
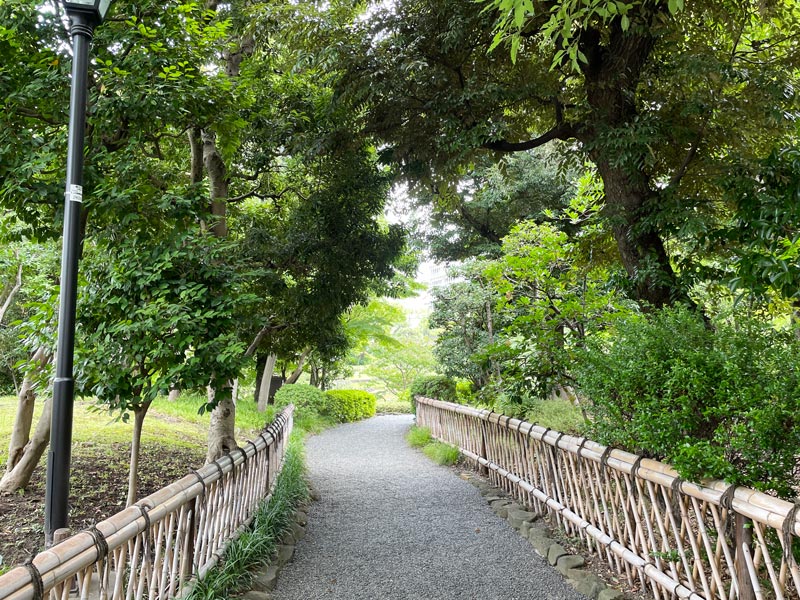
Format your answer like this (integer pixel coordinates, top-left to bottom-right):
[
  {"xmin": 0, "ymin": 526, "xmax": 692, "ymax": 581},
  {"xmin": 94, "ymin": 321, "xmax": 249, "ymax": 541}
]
[
  {"xmin": 416, "ymin": 396, "xmax": 800, "ymax": 600},
  {"xmin": 0, "ymin": 405, "xmax": 294, "ymax": 600}
]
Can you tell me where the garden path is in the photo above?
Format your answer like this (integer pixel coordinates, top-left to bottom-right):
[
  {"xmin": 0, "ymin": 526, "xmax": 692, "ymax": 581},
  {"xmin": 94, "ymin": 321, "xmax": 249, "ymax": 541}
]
[{"xmin": 268, "ymin": 414, "xmax": 589, "ymax": 600}]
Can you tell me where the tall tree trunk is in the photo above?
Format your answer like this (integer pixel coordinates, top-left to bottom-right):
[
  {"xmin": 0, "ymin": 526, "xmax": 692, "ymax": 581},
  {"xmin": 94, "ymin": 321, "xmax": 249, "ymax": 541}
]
[
  {"xmin": 206, "ymin": 385, "xmax": 237, "ymax": 463},
  {"xmin": 257, "ymin": 353, "xmax": 277, "ymax": 412},
  {"xmin": 0, "ymin": 397, "xmax": 52, "ymax": 494},
  {"xmin": 168, "ymin": 387, "xmax": 180, "ymax": 402},
  {"xmin": 253, "ymin": 352, "xmax": 267, "ymax": 403},
  {"xmin": 202, "ymin": 126, "xmax": 237, "ymax": 461},
  {"xmin": 580, "ymin": 18, "xmax": 689, "ymax": 310},
  {"xmin": 285, "ymin": 348, "xmax": 310, "ymax": 385},
  {"xmin": 126, "ymin": 399, "xmax": 152, "ymax": 507}
]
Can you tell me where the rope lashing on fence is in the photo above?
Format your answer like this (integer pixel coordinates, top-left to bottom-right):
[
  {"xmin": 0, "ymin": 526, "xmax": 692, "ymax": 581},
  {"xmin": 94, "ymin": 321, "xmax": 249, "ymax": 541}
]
[
  {"xmin": 22, "ymin": 558, "xmax": 43, "ymax": 600},
  {"xmin": 782, "ymin": 500, "xmax": 800, "ymax": 561},
  {"xmin": 87, "ymin": 525, "xmax": 109, "ymax": 563},
  {"xmin": 211, "ymin": 461, "xmax": 225, "ymax": 490},
  {"xmin": 189, "ymin": 467, "xmax": 207, "ymax": 500},
  {"xmin": 599, "ymin": 446, "xmax": 613, "ymax": 484},
  {"xmin": 719, "ymin": 483, "xmax": 739, "ymax": 543},
  {"xmin": 553, "ymin": 432, "xmax": 565, "ymax": 449},
  {"xmin": 669, "ymin": 477, "xmax": 685, "ymax": 526},
  {"xmin": 136, "ymin": 503, "xmax": 153, "ymax": 563}
]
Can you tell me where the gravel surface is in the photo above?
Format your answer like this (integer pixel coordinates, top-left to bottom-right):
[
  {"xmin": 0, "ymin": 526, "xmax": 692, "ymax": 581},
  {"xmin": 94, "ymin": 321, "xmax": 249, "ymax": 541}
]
[{"xmin": 271, "ymin": 414, "xmax": 589, "ymax": 600}]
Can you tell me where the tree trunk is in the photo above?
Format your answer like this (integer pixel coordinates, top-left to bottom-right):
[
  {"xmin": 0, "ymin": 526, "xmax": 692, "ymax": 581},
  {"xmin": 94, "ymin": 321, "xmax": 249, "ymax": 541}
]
[
  {"xmin": 0, "ymin": 262, "xmax": 22, "ymax": 325},
  {"xmin": 206, "ymin": 385, "xmax": 238, "ymax": 463},
  {"xmin": 2, "ymin": 348, "xmax": 51, "ymax": 491},
  {"xmin": 579, "ymin": 18, "xmax": 688, "ymax": 310},
  {"xmin": 285, "ymin": 349, "xmax": 310, "ymax": 385},
  {"xmin": 168, "ymin": 387, "xmax": 180, "ymax": 402},
  {"xmin": 257, "ymin": 353, "xmax": 277, "ymax": 412},
  {"xmin": 126, "ymin": 399, "xmax": 152, "ymax": 507},
  {"xmin": 253, "ymin": 352, "xmax": 267, "ymax": 403},
  {"xmin": 232, "ymin": 378, "xmax": 239, "ymax": 405},
  {"xmin": 0, "ymin": 397, "xmax": 52, "ymax": 494}
]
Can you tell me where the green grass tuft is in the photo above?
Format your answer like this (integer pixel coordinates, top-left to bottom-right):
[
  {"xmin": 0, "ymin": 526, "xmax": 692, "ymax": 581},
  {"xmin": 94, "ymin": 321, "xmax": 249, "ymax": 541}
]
[
  {"xmin": 524, "ymin": 399, "xmax": 586, "ymax": 436},
  {"xmin": 422, "ymin": 441, "xmax": 460, "ymax": 465},
  {"xmin": 406, "ymin": 425, "xmax": 432, "ymax": 448}
]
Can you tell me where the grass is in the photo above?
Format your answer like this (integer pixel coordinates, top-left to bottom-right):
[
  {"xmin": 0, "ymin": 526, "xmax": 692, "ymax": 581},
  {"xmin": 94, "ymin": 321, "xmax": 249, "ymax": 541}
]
[
  {"xmin": 406, "ymin": 425, "xmax": 460, "ymax": 466},
  {"xmin": 422, "ymin": 441, "xmax": 460, "ymax": 465},
  {"xmin": 186, "ymin": 435, "xmax": 308, "ymax": 600},
  {"xmin": 406, "ymin": 425, "xmax": 432, "ymax": 448}
]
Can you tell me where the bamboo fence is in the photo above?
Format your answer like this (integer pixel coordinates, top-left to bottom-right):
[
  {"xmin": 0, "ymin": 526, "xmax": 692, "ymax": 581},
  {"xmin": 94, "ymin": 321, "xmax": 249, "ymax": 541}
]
[
  {"xmin": 0, "ymin": 405, "xmax": 294, "ymax": 600},
  {"xmin": 416, "ymin": 396, "xmax": 800, "ymax": 600}
]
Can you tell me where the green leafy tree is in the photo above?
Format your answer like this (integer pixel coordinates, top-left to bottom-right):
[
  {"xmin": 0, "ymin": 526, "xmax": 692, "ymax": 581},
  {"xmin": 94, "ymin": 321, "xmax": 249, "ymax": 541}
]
[
  {"xmin": 76, "ymin": 223, "xmax": 249, "ymax": 505},
  {"xmin": 337, "ymin": 0, "xmax": 800, "ymax": 309}
]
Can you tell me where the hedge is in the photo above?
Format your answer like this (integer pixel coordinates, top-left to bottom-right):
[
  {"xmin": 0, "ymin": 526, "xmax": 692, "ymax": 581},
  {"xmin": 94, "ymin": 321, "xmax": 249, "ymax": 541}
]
[{"xmin": 324, "ymin": 389, "xmax": 376, "ymax": 422}]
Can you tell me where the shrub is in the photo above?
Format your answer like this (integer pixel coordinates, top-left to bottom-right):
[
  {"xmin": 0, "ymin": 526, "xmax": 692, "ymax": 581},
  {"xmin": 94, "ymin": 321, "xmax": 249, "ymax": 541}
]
[
  {"xmin": 423, "ymin": 441, "xmax": 460, "ymax": 465},
  {"xmin": 524, "ymin": 399, "xmax": 586, "ymax": 436},
  {"xmin": 575, "ymin": 307, "xmax": 800, "ymax": 498},
  {"xmin": 324, "ymin": 389, "xmax": 376, "ymax": 422},
  {"xmin": 273, "ymin": 384, "xmax": 328, "ymax": 416},
  {"xmin": 409, "ymin": 375, "xmax": 457, "ymax": 409},
  {"xmin": 406, "ymin": 425, "xmax": 432, "ymax": 448}
]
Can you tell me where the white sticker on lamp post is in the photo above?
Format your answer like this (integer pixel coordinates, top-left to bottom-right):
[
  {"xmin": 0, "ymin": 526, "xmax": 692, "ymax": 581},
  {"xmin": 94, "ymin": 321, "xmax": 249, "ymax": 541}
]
[{"xmin": 69, "ymin": 184, "xmax": 83, "ymax": 203}]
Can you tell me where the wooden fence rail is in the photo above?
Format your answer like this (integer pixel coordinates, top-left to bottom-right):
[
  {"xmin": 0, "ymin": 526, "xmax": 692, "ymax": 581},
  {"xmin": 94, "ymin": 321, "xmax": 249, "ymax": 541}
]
[
  {"xmin": 416, "ymin": 396, "xmax": 800, "ymax": 600},
  {"xmin": 0, "ymin": 405, "xmax": 294, "ymax": 600}
]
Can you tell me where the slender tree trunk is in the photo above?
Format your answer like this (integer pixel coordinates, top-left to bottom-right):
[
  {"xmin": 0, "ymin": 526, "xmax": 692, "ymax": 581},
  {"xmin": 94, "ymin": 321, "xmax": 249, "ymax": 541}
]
[
  {"xmin": 168, "ymin": 387, "xmax": 180, "ymax": 402},
  {"xmin": 1, "ymin": 348, "xmax": 51, "ymax": 493},
  {"xmin": 232, "ymin": 378, "xmax": 239, "ymax": 405},
  {"xmin": 285, "ymin": 349, "xmax": 310, "ymax": 385},
  {"xmin": 0, "ymin": 262, "xmax": 22, "ymax": 324},
  {"xmin": 253, "ymin": 352, "xmax": 267, "ymax": 403},
  {"xmin": 206, "ymin": 385, "xmax": 237, "ymax": 463},
  {"xmin": 126, "ymin": 399, "xmax": 152, "ymax": 507},
  {"xmin": 0, "ymin": 397, "xmax": 52, "ymax": 494},
  {"xmin": 257, "ymin": 353, "xmax": 276, "ymax": 412}
]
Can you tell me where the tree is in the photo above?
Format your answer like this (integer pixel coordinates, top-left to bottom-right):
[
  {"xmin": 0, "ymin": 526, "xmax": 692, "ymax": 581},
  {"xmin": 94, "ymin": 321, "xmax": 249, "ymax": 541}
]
[
  {"xmin": 337, "ymin": 0, "xmax": 800, "ymax": 309},
  {"xmin": 429, "ymin": 262, "xmax": 501, "ymax": 391},
  {"xmin": 77, "ymin": 230, "xmax": 247, "ymax": 505}
]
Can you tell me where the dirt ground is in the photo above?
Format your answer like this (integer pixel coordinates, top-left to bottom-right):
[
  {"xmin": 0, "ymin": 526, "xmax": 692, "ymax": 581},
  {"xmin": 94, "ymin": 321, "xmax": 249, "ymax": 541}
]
[{"xmin": 0, "ymin": 441, "xmax": 204, "ymax": 571}]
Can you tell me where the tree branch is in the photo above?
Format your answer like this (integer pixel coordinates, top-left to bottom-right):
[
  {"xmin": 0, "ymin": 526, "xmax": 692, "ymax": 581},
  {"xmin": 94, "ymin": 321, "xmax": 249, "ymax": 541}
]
[{"xmin": 481, "ymin": 122, "xmax": 577, "ymax": 152}]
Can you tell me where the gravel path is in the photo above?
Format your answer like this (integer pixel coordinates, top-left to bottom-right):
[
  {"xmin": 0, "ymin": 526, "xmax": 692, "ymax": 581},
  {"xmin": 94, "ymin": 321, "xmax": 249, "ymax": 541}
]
[{"xmin": 271, "ymin": 415, "xmax": 589, "ymax": 600}]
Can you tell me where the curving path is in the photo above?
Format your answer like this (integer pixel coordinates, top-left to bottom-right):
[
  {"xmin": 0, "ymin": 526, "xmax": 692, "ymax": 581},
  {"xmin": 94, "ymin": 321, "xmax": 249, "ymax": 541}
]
[{"xmin": 271, "ymin": 414, "xmax": 589, "ymax": 600}]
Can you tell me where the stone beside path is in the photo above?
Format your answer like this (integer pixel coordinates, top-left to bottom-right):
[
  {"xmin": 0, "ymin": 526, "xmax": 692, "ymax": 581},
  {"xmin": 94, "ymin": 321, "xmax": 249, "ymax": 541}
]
[{"xmin": 246, "ymin": 414, "xmax": 608, "ymax": 600}]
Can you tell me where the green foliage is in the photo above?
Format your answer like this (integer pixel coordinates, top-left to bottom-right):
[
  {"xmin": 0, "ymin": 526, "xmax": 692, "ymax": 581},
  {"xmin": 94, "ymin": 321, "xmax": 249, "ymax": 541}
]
[
  {"xmin": 524, "ymin": 399, "xmax": 586, "ymax": 436},
  {"xmin": 430, "ymin": 261, "xmax": 502, "ymax": 391},
  {"xmin": 483, "ymin": 212, "xmax": 632, "ymax": 404},
  {"xmin": 409, "ymin": 375, "xmax": 457, "ymax": 405},
  {"xmin": 324, "ymin": 389, "xmax": 377, "ymax": 422},
  {"xmin": 406, "ymin": 426, "xmax": 432, "ymax": 448},
  {"xmin": 273, "ymin": 384, "xmax": 328, "ymax": 416},
  {"xmin": 575, "ymin": 307, "xmax": 800, "ymax": 498},
  {"xmin": 422, "ymin": 441, "xmax": 460, "ymax": 465},
  {"xmin": 186, "ymin": 437, "xmax": 307, "ymax": 600}
]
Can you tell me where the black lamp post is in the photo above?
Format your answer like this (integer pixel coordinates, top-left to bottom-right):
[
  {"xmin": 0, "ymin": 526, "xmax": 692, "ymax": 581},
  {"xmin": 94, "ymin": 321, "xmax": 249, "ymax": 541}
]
[{"xmin": 45, "ymin": 0, "xmax": 112, "ymax": 547}]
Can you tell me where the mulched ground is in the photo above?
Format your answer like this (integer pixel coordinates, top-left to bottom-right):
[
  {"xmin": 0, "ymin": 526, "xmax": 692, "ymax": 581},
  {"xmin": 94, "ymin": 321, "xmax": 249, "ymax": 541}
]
[{"xmin": 0, "ymin": 442, "xmax": 204, "ymax": 570}]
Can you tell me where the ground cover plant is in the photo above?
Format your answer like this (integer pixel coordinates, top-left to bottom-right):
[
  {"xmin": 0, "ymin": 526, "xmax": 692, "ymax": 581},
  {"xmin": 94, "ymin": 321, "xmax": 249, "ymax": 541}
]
[{"xmin": 406, "ymin": 426, "xmax": 460, "ymax": 466}]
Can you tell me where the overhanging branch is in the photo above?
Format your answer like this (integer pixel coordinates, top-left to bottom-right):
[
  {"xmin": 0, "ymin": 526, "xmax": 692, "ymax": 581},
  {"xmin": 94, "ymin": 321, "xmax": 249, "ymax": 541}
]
[{"xmin": 481, "ymin": 122, "xmax": 577, "ymax": 152}]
